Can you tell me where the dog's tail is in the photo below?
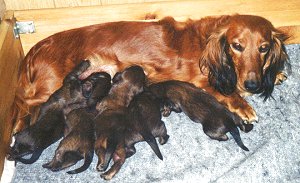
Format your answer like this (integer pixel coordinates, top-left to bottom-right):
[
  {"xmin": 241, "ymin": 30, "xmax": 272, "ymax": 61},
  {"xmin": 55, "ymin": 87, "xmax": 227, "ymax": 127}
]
[
  {"xmin": 228, "ymin": 125, "xmax": 249, "ymax": 151},
  {"xmin": 15, "ymin": 149, "xmax": 43, "ymax": 164},
  {"xmin": 141, "ymin": 131, "xmax": 163, "ymax": 160},
  {"xmin": 67, "ymin": 150, "xmax": 94, "ymax": 174}
]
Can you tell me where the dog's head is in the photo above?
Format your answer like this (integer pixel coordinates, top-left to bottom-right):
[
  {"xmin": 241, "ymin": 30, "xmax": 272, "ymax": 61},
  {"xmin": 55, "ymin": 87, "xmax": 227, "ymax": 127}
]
[{"xmin": 201, "ymin": 15, "xmax": 289, "ymax": 99}]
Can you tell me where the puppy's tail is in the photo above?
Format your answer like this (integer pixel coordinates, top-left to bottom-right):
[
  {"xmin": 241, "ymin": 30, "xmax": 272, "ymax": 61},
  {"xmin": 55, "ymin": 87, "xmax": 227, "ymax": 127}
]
[
  {"xmin": 67, "ymin": 150, "xmax": 94, "ymax": 174},
  {"xmin": 229, "ymin": 125, "xmax": 249, "ymax": 151},
  {"xmin": 141, "ymin": 131, "xmax": 163, "ymax": 160},
  {"xmin": 99, "ymin": 135, "xmax": 118, "ymax": 171},
  {"xmin": 16, "ymin": 149, "xmax": 43, "ymax": 164}
]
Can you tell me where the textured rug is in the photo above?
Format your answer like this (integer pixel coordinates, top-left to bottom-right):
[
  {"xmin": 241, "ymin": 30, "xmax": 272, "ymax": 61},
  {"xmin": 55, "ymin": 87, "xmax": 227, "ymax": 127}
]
[{"xmin": 7, "ymin": 44, "xmax": 300, "ymax": 183}]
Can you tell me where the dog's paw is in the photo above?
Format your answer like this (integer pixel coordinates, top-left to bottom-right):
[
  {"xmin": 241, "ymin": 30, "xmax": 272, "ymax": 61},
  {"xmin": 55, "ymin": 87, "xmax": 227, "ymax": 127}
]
[
  {"xmin": 275, "ymin": 72, "xmax": 287, "ymax": 85},
  {"xmin": 229, "ymin": 100, "xmax": 258, "ymax": 124}
]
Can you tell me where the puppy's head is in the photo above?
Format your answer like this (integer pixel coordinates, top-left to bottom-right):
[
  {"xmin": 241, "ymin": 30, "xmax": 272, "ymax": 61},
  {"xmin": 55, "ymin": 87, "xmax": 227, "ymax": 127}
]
[
  {"xmin": 112, "ymin": 66, "xmax": 145, "ymax": 87},
  {"xmin": 82, "ymin": 72, "xmax": 111, "ymax": 107},
  {"xmin": 8, "ymin": 130, "xmax": 36, "ymax": 160},
  {"xmin": 112, "ymin": 65, "xmax": 145, "ymax": 92}
]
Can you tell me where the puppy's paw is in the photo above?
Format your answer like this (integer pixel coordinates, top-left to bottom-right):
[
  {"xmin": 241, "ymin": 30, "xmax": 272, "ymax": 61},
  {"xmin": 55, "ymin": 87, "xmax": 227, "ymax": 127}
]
[
  {"xmin": 100, "ymin": 172, "xmax": 113, "ymax": 180},
  {"xmin": 158, "ymin": 134, "xmax": 169, "ymax": 145},
  {"xmin": 96, "ymin": 164, "xmax": 108, "ymax": 172},
  {"xmin": 42, "ymin": 162, "xmax": 62, "ymax": 172}
]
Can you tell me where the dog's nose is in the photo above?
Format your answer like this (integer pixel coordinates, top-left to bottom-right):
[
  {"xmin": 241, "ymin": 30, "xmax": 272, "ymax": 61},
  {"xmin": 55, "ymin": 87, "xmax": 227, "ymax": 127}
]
[{"xmin": 244, "ymin": 80, "xmax": 260, "ymax": 93}]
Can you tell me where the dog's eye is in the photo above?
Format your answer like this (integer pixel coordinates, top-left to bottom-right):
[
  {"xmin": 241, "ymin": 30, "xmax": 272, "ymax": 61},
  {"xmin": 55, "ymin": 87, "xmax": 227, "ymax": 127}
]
[
  {"xmin": 259, "ymin": 44, "xmax": 270, "ymax": 53},
  {"xmin": 231, "ymin": 43, "xmax": 244, "ymax": 52}
]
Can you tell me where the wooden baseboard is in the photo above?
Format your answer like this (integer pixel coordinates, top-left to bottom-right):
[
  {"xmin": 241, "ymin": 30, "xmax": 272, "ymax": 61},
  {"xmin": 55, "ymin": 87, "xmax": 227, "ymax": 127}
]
[
  {"xmin": 11, "ymin": 0, "xmax": 300, "ymax": 54},
  {"xmin": 0, "ymin": 12, "xmax": 24, "ymax": 179}
]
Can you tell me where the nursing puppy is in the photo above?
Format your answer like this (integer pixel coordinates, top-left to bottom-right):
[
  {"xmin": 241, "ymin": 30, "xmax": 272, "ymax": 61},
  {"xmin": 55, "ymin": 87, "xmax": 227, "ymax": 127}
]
[
  {"xmin": 8, "ymin": 61, "xmax": 111, "ymax": 164},
  {"xmin": 42, "ymin": 71, "xmax": 112, "ymax": 173},
  {"xmin": 8, "ymin": 109, "xmax": 65, "ymax": 164},
  {"xmin": 149, "ymin": 81, "xmax": 252, "ymax": 151},
  {"xmin": 42, "ymin": 109, "xmax": 95, "ymax": 174},
  {"xmin": 37, "ymin": 60, "xmax": 111, "ymax": 120},
  {"xmin": 125, "ymin": 90, "xmax": 170, "ymax": 160},
  {"xmin": 94, "ymin": 66, "xmax": 145, "ymax": 180}
]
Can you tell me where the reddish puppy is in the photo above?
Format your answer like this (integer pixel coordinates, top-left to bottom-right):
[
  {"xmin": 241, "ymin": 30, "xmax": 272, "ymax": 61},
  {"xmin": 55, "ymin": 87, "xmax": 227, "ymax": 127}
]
[{"xmin": 12, "ymin": 14, "xmax": 289, "ymax": 133}]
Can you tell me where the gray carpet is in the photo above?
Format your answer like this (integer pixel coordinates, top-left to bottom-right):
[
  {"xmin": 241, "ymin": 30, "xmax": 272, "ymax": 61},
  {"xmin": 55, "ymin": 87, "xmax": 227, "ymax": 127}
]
[{"xmin": 11, "ymin": 44, "xmax": 300, "ymax": 183}]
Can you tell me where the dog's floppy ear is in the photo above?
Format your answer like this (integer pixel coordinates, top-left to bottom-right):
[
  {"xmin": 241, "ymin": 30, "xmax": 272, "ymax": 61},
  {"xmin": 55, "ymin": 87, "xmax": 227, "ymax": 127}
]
[
  {"xmin": 260, "ymin": 30, "xmax": 290, "ymax": 100},
  {"xmin": 200, "ymin": 28, "xmax": 237, "ymax": 95}
]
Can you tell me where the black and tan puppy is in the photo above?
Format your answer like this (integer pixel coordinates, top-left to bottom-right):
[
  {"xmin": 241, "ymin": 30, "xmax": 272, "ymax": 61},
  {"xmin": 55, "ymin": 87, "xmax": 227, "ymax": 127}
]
[
  {"xmin": 94, "ymin": 65, "xmax": 145, "ymax": 180},
  {"xmin": 125, "ymin": 90, "xmax": 170, "ymax": 160},
  {"xmin": 42, "ymin": 108, "xmax": 95, "ymax": 174},
  {"xmin": 149, "ymin": 80, "xmax": 253, "ymax": 151}
]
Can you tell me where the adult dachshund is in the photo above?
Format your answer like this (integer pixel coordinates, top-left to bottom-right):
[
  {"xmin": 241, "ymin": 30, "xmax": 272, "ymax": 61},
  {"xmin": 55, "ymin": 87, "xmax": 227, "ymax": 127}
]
[{"xmin": 12, "ymin": 14, "xmax": 289, "ymax": 134}]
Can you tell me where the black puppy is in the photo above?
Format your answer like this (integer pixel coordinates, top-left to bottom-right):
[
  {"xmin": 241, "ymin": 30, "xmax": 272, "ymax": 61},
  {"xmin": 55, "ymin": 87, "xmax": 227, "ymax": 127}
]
[
  {"xmin": 125, "ymin": 90, "xmax": 170, "ymax": 160},
  {"xmin": 149, "ymin": 80, "xmax": 252, "ymax": 151},
  {"xmin": 8, "ymin": 109, "xmax": 65, "ymax": 164}
]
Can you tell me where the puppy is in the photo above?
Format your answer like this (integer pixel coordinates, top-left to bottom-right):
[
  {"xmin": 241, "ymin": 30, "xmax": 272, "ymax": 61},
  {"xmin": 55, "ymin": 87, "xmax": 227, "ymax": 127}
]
[
  {"xmin": 125, "ymin": 90, "xmax": 170, "ymax": 160},
  {"xmin": 37, "ymin": 60, "xmax": 111, "ymax": 120},
  {"xmin": 8, "ymin": 61, "xmax": 111, "ymax": 164},
  {"xmin": 149, "ymin": 80, "xmax": 252, "ymax": 151},
  {"xmin": 94, "ymin": 65, "xmax": 145, "ymax": 180},
  {"xmin": 42, "ymin": 108, "xmax": 95, "ymax": 174},
  {"xmin": 8, "ymin": 109, "xmax": 65, "ymax": 164},
  {"xmin": 42, "ymin": 71, "xmax": 112, "ymax": 174}
]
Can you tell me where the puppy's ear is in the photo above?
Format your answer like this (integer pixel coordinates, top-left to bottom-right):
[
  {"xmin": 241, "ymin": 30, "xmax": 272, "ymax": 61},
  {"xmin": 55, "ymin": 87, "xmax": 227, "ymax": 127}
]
[
  {"xmin": 63, "ymin": 60, "xmax": 90, "ymax": 84},
  {"xmin": 112, "ymin": 72, "xmax": 122, "ymax": 83},
  {"xmin": 260, "ymin": 30, "xmax": 290, "ymax": 100},
  {"xmin": 200, "ymin": 28, "xmax": 237, "ymax": 95}
]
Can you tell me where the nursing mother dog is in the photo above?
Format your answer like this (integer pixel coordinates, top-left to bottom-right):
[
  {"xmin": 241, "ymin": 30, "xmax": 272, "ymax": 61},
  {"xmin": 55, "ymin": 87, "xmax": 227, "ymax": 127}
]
[{"xmin": 12, "ymin": 14, "xmax": 289, "ymax": 134}]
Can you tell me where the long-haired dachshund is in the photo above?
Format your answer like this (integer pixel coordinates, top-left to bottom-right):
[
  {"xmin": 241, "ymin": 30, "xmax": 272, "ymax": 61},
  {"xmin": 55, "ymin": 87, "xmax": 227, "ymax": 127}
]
[
  {"xmin": 149, "ymin": 80, "xmax": 252, "ymax": 151},
  {"xmin": 94, "ymin": 66, "xmax": 145, "ymax": 180},
  {"xmin": 12, "ymin": 14, "xmax": 289, "ymax": 135}
]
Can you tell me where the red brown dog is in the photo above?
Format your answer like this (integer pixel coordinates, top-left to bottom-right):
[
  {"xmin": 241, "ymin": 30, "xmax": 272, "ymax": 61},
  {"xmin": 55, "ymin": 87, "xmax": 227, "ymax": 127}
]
[{"xmin": 12, "ymin": 14, "xmax": 289, "ymax": 135}]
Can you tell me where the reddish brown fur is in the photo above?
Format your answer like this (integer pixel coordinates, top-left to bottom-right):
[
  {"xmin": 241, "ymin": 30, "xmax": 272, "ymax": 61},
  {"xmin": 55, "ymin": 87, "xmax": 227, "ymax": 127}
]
[{"xmin": 12, "ymin": 14, "xmax": 288, "ymax": 134}]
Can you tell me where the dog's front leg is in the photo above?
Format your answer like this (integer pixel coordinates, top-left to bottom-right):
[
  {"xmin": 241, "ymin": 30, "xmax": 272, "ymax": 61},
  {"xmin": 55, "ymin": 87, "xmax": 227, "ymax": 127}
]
[{"xmin": 203, "ymin": 87, "xmax": 258, "ymax": 124}]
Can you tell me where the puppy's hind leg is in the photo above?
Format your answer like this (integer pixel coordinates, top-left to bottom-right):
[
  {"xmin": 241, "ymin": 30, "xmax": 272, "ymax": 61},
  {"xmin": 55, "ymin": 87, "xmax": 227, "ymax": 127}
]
[
  {"xmin": 67, "ymin": 150, "xmax": 94, "ymax": 174},
  {"xmin": 203, "ymin": 125, "xmax": 229, "ymax": 141},
  {"xmin": 154, "ymin": 121, "xmax": 169, "ymax": 145},
  {"xmin": 16, "ymin": 148, "xmax": 43, "ymax": 164},
  {"xmin": 100, "ymin": 148, "xmax": 126, "ymax": 180}
]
